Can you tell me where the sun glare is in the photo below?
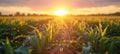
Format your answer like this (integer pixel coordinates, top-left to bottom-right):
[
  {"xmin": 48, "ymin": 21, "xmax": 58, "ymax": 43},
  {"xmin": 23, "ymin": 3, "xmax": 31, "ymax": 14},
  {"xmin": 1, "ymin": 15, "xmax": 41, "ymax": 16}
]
[{"xmin": 54, "ymin": 9, "xmax": 68, "ymax": 16}]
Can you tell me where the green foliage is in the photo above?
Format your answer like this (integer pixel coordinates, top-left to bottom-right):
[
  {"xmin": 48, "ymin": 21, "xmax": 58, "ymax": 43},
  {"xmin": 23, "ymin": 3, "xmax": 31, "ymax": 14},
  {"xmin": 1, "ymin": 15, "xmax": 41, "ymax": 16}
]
[
  {"xmin": 0, "ymin": 16, "xmax": 120, "ymax": 54},
  {"xmin": 99, "ymin": 37, "xmax": 109, "ymax": 54},
  {"xmin": 15, "ymin": 46, "xmax": 32, "ymax": 54},
  {"xmin": 29, "ymin": 25, "xmax": 54, "ymax": 54},
  {"xmin": 3, "ymin": 37, "xmax": 14, "ymax": 54},
  {"xmin": 108, "ymin": 37, "xmax": 120, "ymax": 54},
  {"xmin": 107, "ymin": 22, "xmax": 120, "ymax": 36}
]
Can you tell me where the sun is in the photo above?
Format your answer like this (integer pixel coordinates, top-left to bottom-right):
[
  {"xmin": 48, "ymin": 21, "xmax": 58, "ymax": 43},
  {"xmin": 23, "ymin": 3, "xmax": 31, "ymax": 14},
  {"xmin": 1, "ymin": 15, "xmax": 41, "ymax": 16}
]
[{"xmin": 54, "ymin": 9, "xmax": 68, "ymax": 16}]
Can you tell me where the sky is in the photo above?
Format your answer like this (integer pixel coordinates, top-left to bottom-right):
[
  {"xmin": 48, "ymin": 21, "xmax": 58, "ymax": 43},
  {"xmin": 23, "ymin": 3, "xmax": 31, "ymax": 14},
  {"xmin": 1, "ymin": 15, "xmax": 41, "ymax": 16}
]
[{"xmin": 0, "ymin": 0, "xmax": 120, "ymax": 15}]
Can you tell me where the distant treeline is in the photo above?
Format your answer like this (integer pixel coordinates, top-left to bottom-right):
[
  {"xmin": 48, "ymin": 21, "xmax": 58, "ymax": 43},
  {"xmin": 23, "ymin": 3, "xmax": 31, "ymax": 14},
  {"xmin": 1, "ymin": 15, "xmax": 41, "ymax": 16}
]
[
  {"xmin": 89, "ymin": 12, "xmax": 120, "ymax": 16},
  {"xmin": 0, "ymin": 12, "xmax": 120, "ymax": 16},
  {"xmin": 0, "ymin": 12, "xmax": 51, "ymax": 16}
]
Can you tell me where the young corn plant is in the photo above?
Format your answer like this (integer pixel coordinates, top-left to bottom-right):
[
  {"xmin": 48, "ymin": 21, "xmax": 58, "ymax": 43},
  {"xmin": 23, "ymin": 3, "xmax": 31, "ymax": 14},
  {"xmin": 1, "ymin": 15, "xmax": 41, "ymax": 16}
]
[
  {"xmin": 29, "ymin": 26, "xmax": 47, "ymax": 54},
  {"xmin": 46, "ymin": 22, "xmax": 54, "ymax": 42},
  {"xmin": 1, "ymin": 36, "xmax": 31, "ymax": 54},
  {"xmin": 87, "ymin": 27, "xmax": 100, "ymax": 53},
  {"xmin": 108, "ymin": 37, "xmax": 120, "ymax": 54},
  {"xmin": 87, "ymin": 23, "xmax": 109, "ymax": 53},
  {"xmin": 29, "ymin": 24, "xmax": 55, "ymax": 54},
  {"xmin": 3, "ymin": 37, "xmax": 14, "ymax": 54},
  {"xmin": 97, "ymin": 23, "xmax": 109, "ymax": 54},
  {"xmin": 76, "ymin": 21, "xmax": 88, "ymax": 42},
  {"xmin": 74, "ymin": 21, "xmax": 90, "ymax": 53}
]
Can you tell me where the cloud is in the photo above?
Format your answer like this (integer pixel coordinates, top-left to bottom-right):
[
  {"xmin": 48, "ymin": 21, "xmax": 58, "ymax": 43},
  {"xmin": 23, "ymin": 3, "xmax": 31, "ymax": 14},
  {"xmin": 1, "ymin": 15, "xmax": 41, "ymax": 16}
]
[
  {"xmin": 0, "ymin": 0, "xmax": 120, "ymax": 8},
  {"xmin": 0, "ymin": 5, "xmax": 120, "ymax": 14},
  {"xmin": 71, "ymin": 5, "xmax": 120, "ymax": 15},
  {"xmin": 0, "ymin": 6, "xmax": 54, "ymax": 14},
  {"xmin": 94, "ymin": 0, "xmax": 120, "ymax": 2},
  {"xmin": 65, "ymin": 0, "xmax": 120, "ymax": 8},
  {"xmin": 0, "ymin": 0, "xmax": 120, "ymax": 14},
  {"xmin": 0, "ymin": 0, "xmax": 56, "ymax": 10},
  {"xmin": 0, "ymin": 6, "xmax": 32, "ymax": 14}
]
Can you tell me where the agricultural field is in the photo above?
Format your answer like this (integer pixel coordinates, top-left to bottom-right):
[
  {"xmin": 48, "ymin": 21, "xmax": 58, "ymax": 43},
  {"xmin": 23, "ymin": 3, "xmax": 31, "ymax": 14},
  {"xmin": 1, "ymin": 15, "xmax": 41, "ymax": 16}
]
[{"xmin": 0, "ymin": 16, "xmax": 120, "ymax": 54}]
